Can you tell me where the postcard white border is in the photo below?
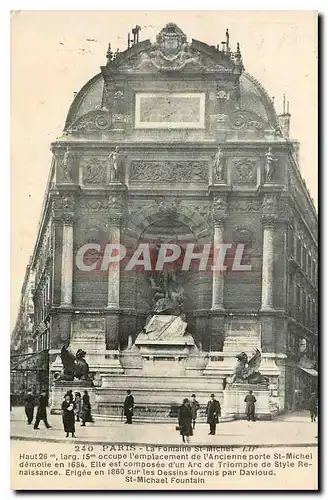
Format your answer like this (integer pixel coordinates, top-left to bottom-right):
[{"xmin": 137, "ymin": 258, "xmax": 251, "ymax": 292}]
[{"xmin": 135, "ymin": 92, "xmax": 206, "ymax": 129}]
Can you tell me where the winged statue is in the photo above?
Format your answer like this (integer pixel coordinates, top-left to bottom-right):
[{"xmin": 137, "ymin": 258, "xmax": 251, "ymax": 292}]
[{"xmin": 227, "ymin": 348, "xmax": 268, "ymax": 385}]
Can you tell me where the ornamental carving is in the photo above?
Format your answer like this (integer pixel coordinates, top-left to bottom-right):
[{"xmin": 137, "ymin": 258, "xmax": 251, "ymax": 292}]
[
  {"xmin": 231, "ymin": 158, "xmax": 258, "ymax": 185},
  {"xmin": 129, "ymin": 161, "xmax": 208, "ymax": 182},
  {"xmin": 232, "ymin": 226, "xmax": 254, "ymax": 244},
  {"xmin": 108, "ymin": 195, "xmax": 124, "ymax": 211},
  {"xmin": 229, "ymin": 110, "xmax": 266, "ymax": 132},
  {"xmin": 157, "ymin": 198, "xmax": 180, "ymax": 216},
  {"xmin": 262, "ymin": 195, "xmax": 278, "ymax": 214},
  {"xmin": 80, "ymin": 199, "xmax": 108, "ymax": 211},
  {"xmin": 194, "ymin": 204, "xmax": 210, "ymax": 221},
  {"xmin": 231, "ymin": 199, "xmax": 261, "ymax": 212},
  {"xmin": 67, "ymin": 110, "xmax": 112, "ymax": 134},
  {"xmin": 52, "ymin": 193, "xmax": 75, "ymax": 211},
  {"xmin": 212, "ymin": 196, "xmax": 227, "ymax": 225},
  {"xmin": 81, "ymin": 156, "xmax": 107, "ymax": 184}
]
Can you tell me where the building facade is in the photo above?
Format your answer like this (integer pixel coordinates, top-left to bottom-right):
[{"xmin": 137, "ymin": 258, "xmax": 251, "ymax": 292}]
[{"xmin": 11, "ymin": 23, "xmax": 318, "ymax": 412}]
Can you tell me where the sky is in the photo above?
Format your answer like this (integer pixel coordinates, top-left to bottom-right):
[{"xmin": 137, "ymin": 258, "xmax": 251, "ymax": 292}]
[{"xmin": 10, "ymin": 10, "xmax": 318, "ymax": 329}]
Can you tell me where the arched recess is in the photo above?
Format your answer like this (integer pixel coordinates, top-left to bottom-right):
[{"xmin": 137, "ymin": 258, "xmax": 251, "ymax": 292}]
[{"xmin": 120, "ymin": 207, "xmax": 212, "ymax": 345}]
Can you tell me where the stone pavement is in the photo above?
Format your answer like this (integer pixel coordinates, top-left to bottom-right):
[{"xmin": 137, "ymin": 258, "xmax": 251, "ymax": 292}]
[{"xmin": 10, "ymin": 407, "xmax": 318, "ymax": 447}]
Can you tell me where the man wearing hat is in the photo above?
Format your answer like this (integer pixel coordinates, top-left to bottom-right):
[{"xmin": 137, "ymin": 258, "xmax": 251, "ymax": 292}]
[
  {"xmin": 190, "ymin": 394, "xmax": 200, "ymax": 430},
  {"xmin": 206, "ymin": 394, "xmax": 221, "ymax": 435}
]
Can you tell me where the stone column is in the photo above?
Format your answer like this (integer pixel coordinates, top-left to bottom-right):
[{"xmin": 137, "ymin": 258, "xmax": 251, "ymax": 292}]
[
  {"xmin": 261, "ymin": 195, "xmax": 277, "ymax": 311},
  {"xmin": 107, "ymin": 223, "xmax": 121, "ymax": 308},
  {"xmin": 211, "ymin": 196, "xmax": 227, "ymax": 311},
  {"xmin": 52, "ymin": 194, "xmax": 75, "ymax": 308},
  {"xmin": 212, "ymin": 222, "xmax": 226, "ymax": 310},
  {"xmin": 60, "ymin": 220, "xmax": 74, "ymax": 306},
  {"xmin": 106, "ymin": 192, "xmax": 125, "ymax": 349}
]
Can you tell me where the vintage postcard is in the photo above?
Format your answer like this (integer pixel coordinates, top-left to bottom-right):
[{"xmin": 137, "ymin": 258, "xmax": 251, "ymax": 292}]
[{"xmin": 10, "ymin": 10, "xmax": 318, "ymax": 491}]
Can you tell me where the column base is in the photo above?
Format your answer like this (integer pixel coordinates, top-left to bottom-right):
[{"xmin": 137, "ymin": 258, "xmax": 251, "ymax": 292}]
[
  {"xmin": 211, "ymin": 306, "xmax": 225, "ymax": 312},
  {"xmin": 106, "ymin": 304, "xmax": 120, "ymax": 310},
  {"xmin": 59, "ymin": 302, "xmax": 72, "ymax": 309},
  {"xmin": 260, "ymin": 306, "xmax": 275, "ymax": 313}
]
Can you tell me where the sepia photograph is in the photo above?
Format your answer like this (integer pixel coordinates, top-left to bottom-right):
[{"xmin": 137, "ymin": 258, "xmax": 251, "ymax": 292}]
[{"xmin": 10, "ymin": 10, "xmax": 318, "ymax": 491}]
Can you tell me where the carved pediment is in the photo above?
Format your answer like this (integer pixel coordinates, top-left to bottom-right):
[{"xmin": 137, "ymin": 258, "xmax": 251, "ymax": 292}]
[
  {"xmin": 67, "ymin": 110, "xmax": 112, "ymax": 134},
  {"xmin": 105, "ymin": 23, "xmax": 244, "ymax": 75},
  {"xmin": 115, "ymin": 44, "xmax": 229, "ymax": 73}
]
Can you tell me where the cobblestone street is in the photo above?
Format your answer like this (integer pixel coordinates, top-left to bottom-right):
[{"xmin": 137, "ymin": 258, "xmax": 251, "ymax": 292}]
[{"xmin": 11, "ymin": 407, "xmax": 318, "ymax": 447}]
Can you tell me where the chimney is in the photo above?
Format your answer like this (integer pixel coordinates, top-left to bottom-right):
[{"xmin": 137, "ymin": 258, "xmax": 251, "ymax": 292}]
[{"xmin": 277, "ymin": 94, "xmax": 291, "ymax": 138}]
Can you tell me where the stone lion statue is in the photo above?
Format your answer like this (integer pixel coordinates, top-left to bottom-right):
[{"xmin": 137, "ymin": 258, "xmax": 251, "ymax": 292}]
[
  {"xmin": 58, "ymin": 344, "xmax": 90, "ymax": 381},
  {"xmin": 227, "ymin": 348, "xmax": 268, "ymax": 385}
]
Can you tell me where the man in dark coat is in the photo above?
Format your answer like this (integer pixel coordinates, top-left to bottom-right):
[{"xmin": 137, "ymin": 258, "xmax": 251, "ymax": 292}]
[
  {"xmin": 124, "ymin": 390, "xmax": 134, "ymax": 424},
  {"xmin": 81, "ymin": 390, "xmax": 93, "ymax": 426},
  {"xmin": 24, "ymin": 389, "xmax": 35, "ymax": 425},
  {"xmin": 206, "ymin": 394, "xmax": 221, "ymax": 435},
  {"xmin": 309, "ymin": 392, "xmax": 318, "ymax": 422},
  {"xmin": 33, "ymin": 390, "xmax": 51, "ymax": 430},
  {"xmin": 190, "ymin": 394, "xmax": 200, "ymax": 430},
  {"xmin": 178, "ymin": 398, "xmax": 193, "ymax": 443},
  {"xmin": 244, "ymin": 390, "xmax": 257, "ymax": 421}
]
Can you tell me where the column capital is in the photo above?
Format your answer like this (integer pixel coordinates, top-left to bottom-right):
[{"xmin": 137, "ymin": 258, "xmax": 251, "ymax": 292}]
[{"xmin": 261, "ymin": 214, "xmax": 277, "ymax": 228}]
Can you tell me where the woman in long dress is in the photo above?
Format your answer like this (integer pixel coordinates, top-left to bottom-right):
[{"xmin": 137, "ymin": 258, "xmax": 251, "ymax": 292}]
[
  {"xmin": 178, "ymin": 398, "xmax": 193, "ymax": 443},
  {"xmin": 62, "ymin": 394, "xmax": 76, "ymax": 437}
]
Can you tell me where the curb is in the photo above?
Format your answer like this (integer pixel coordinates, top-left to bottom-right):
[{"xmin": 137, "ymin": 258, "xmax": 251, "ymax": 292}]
[{"xmin": 10, "ymin": 435, "xmax": 318, "ymax": 449}]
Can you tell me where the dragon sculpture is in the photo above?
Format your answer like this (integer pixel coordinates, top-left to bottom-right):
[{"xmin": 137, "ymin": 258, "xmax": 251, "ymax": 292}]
[
  {"xmin": 227, "ymin": 348, "xmax": 268, "ymax": 385},
  {"xmin": 58, "ymin": 343, "xmax": 91, "ymax": 381}
]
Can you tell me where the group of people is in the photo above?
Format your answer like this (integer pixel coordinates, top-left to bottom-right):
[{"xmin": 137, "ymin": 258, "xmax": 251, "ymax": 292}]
[
  {"xmin": 24, "ymin": 389, "xmax": 93, "ymax": 438},
  {"xmin": 24, "ymin": 389, "xmax": 52, "ymax": 430},
  {"xmin": 178, "ymin": 394, "xmax": 221, "ymax": 443}
]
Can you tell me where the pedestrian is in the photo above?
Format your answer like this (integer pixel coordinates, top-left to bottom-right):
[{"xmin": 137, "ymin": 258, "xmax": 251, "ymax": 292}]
[
  {"xmin": 74, "ymin": 392, "xmax": 82, "ymax": 422},
  {"xmin": 123, "ymin": 390, "xmax": 134, "ymax": 424},
  {"xmin": 62, "ymin": 394, "xmax": 76, "ymax": 438},
  {"xmin": 206, "ymin": 393, "xmax": 221, "ymax": 435},
  {"xmin": 64, "ymin": 389, "xmax": 74, "ymax": 403},
  {"xmin": 81, "ymin": 390, "xmax": 93, "ymax": 426},
  {"xmin": 244, "ymin": 390, "xmax": 257, "ymax": 421},
  {"xmin": 190, "ymin": 394, "xmax": 200, "ymax": 430},
  {"xmin": 309, "ymin": 392, "xmax": 318, "ymax": 422},
  {"xmin": 178, "ymin": 398, "xmax": 193, "ymax": 443},
  {"xmin": 33, "ymin": 390, "xmax": 52, "ymax": 430},
  {"xmin": 24, "ymin": 389, "xmax": 35, "ymax": 425}
]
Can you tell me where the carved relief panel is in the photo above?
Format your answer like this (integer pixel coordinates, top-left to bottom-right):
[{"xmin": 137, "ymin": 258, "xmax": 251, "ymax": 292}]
[
  {"xmin": 80, "ymin": 156, "xmax": 107, "ymax": 185},
  {"xmin": 230, "ymin": 157, "xmax": 259, "ymax": 186},
  {"xmin": 129, "ymin": 160, "xmax": 208, "ymax": 182}
]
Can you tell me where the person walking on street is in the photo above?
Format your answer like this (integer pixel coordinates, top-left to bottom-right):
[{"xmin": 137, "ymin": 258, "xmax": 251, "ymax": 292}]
[
  {"xmin": 178, "ymin": 398, "xmax": 193, "ymax": 443},
  {"xmin": 74, "ymin": 392, "xmax": 82, "ymax": 422},
  {"xmin": 81, "ymin": 390, "xmax": 93, "ymax": 426},
  {"xmin": 62, "ymin": 394, "xmax": 76, "ymax": 438},
  {"xmin": 33, "ymin": 390, "xmax": 52, "ymax": 430},
  {"xmin": 244, "ymin": 390, "xmax": 257, "ymax": 422},
  {"xmin": 190, "ymin": 394, "xmax": 200, "ymax": 430},
  {"xmin": 24, "ymin": 389, "xmax": 35, "ymax": 425},
  {"xmin": 64, "ymin": 390, "xmax": 74, "ymax": 403},
  {"xmin": 123, "ymin": 390, "xmax": 134, "ymax": 424},
  {"xmin": 309, "ymin": 392, "xmax": 318, "ymax": 422},
  {"xmin": 206, "ymin": 394, "xmax": 221, "ymax": 435}
]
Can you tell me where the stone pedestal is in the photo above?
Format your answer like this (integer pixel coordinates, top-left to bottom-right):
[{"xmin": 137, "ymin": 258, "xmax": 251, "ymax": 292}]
[
  {"xmin": 223, "ymin": 383, "xmax": 271, "ymax": 419},
  {"xmin": 50, "ymin": 380, "xmax": 95, "ymax": 414}
]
